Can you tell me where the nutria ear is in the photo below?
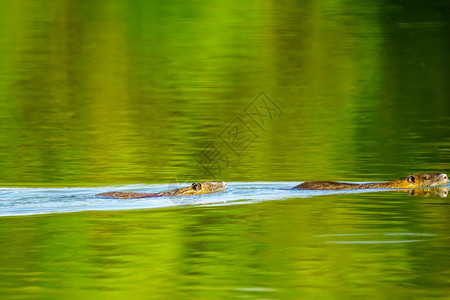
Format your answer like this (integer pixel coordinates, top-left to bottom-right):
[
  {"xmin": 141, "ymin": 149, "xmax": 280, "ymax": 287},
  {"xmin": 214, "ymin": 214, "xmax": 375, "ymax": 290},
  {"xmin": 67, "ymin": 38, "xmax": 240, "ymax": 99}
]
[
  {"xmin": 192, "ymin": 183, "xmax": 202, "ymax": 191},
  {"xmin": 407, "ymin": 175, "xmax": 415, "ymax": 183}
]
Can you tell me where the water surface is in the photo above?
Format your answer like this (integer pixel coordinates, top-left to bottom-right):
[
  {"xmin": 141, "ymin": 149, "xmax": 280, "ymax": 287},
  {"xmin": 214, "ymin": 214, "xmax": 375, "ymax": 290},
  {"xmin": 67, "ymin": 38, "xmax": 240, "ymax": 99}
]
[
  {"xmin": 1, "ymin": 184, "xmax": 450, "ymax": 299},
  {"xmin": 0, "ymin": 0, "xmax": 449, "ymax": 298}
]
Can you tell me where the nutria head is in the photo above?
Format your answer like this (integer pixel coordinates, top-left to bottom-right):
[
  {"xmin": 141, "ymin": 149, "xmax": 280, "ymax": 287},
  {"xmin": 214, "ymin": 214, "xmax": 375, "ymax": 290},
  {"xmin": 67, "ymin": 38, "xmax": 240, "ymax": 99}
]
[
  {"xmin": 401, "ymin": 173, "xmax": 448, "ymax": 188},
  {"xmin": 191, "ymin": 181, "xmax": 227, "ymax": 192},
  {"xmin": 174, "ymin": 181, "xmax": 227, "ymax": 195}
]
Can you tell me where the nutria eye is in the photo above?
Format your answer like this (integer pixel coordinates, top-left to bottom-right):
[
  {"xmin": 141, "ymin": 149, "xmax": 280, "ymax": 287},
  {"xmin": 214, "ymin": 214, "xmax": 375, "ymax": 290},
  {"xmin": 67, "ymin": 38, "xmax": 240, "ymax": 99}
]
[
  {"xmin": 407, "ymin": 175, "xmax": 415, "ymax": 183},
  {"xmin": 424, "ymin": 176, "xmax": 429, "ymax": 180}
]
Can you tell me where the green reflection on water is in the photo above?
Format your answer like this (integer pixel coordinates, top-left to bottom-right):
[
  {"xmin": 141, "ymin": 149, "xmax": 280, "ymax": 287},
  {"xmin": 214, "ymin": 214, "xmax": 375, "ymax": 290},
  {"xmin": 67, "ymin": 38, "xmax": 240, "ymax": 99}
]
[
  {"xmin": 0, "ymin": 0, "xmax": 448, "ymax": 185},
  {"xmin": 0, "ymin": 0, "xmax": 449, "ymax": 297},
  {"xmin": 0, "ymin": 192, "xmax": 449, "ymax": 298}
]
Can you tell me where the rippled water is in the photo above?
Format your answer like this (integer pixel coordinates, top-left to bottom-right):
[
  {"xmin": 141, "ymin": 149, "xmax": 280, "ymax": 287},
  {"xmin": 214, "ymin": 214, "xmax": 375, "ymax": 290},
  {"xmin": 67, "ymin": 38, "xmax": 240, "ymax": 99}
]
[
  {"xmin": 1, "ymin": 183, "xmax": 450, "ymax": 298},
  {"xmin": 1, "ymin": 0, "xmax": 450, "ymax": 298},
  {"xmin": 1, "ymin": 183, "xmax": 449, "ymax": 217},
  {"xmin": 0, "ymin": 183, "xmax": 294, "ymax": 216}
]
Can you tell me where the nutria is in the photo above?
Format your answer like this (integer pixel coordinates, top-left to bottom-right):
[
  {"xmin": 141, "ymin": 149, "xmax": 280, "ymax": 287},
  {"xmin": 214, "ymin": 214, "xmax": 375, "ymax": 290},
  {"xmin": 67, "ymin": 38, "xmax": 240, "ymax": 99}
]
[
  {"xmin": 293, "ymin": 173, "xmax": 448, "ymax": 190},
  {"xmin": 96, "ymin": 181, "xmax": 227, "ymax": 199}
]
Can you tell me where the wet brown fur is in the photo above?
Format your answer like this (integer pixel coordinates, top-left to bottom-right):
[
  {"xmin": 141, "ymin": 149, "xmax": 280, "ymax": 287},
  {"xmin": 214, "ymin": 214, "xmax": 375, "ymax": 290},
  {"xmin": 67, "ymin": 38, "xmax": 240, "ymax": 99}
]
[
  {"xmin": 96, "ymin": 182, "xmax": 227, "ymax": 199},
  {"xmin": 293, "ymin": 173, "xmax": 448, "ymax": 191}
]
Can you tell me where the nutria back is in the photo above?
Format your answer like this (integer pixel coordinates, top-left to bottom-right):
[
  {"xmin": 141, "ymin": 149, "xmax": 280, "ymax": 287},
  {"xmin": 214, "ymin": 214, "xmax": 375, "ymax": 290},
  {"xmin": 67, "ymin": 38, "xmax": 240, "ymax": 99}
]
[
  {"xmin": 293, "ymin": 173, "xmax": 448, "ymax": 190},
  {"xmin": 95, "ymin": 191, "xmax": 160, "ymax": 199},
  {"xmin": 96, "ymin": 181, "xmax": 227, "ymax": 199}
]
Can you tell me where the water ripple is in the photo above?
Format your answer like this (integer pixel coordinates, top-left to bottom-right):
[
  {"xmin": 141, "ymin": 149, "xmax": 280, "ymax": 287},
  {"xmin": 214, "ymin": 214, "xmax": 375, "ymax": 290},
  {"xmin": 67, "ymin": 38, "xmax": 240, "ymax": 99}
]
[{"xmin": 0, "ymin": 183, "xmax": 448, "ymax": 217}]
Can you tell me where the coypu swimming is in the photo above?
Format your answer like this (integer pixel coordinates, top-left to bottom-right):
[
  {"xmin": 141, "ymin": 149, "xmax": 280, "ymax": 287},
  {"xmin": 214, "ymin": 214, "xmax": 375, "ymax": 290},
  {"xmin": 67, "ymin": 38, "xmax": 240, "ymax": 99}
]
[
  {"xmin": 96, "ymin": 181, "xmax": 227, "ymax": 199},
  {"xmin": 293, "ymin": 173, "xmax": 448, "ymax": 191}
]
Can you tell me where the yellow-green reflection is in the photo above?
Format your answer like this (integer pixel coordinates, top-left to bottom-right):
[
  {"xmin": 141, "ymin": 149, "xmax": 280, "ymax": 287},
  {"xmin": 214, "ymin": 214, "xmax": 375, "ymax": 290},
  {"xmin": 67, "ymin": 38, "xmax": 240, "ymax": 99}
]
[
  {"xmin": 0, "ymin": 0, "xmax": 448, "ymax": 185},
  {"xmin": 0, "ymin": 191, "xmax": 449, "ymax": 299},
  {"xmin": 0, "ymin": 0, "xmax": 449, "ymax": 297}
]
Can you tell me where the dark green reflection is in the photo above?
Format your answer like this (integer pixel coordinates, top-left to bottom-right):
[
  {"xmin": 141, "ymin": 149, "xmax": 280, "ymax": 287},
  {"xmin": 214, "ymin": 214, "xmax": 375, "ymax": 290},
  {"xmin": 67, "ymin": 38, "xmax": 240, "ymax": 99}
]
[
  {"xmin": 0, "ymin": 190, "xmax": 449, "ymax": 298},
  {"xmin": 0, "ymin": 0, "xmax": 448, "ymax": 185}
]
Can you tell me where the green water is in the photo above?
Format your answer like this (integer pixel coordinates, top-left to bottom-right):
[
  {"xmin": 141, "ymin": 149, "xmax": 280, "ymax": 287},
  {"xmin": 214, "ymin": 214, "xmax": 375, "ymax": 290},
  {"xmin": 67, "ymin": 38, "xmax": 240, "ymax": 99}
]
[{"xmin": 0, "ymin": 0, "xmax": 449, "ymax": 298}]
